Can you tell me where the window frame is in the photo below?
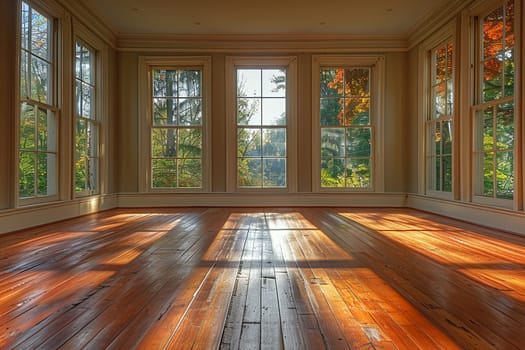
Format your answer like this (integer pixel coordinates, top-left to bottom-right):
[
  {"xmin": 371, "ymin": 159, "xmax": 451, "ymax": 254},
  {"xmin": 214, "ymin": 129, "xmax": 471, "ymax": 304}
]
[
  {"xmin": 16, "ymin": 0, "xmax": 60, "ymax": 205},
  {"xmin": 225, "ymin": 56, "xmax": 297, "ymax": 193},
  {"xmin": 312, "ymin": 55, "xmax": 384, "ymax": 193},
  {"xmin": 138, "ymin": 56, "xmax": 211, "ymax": 193},
  {"xmin": 471, "ymin": 0, "xmax": 519, "ymax": 209}
]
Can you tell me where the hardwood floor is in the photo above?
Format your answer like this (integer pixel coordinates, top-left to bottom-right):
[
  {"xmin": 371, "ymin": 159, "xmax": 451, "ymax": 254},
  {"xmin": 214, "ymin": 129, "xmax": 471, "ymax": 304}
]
[{"xmin": 1, "ymin": 208, "xmax": 523, "ymax": 349}]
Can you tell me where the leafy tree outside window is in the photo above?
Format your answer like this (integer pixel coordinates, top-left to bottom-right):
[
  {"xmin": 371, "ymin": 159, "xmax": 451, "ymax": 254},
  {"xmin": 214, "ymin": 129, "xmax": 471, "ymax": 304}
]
[
  {"xmin": 427, "ymin": 39, "xmax": 454, "ymax": 194},
  {"xmin": 474, "ymin": 0, "xmax": 515, "ymax": 201},
  {"xmin": 19, "ymin": 1, "xmax": 58, "ymax": 200},
  {"xmin": 319, "ymin": 68, "xmax": 372, "ymax": 188},
  {"xmin": 151, "ymin": 68, "xmax": 203, "ymax": 188},
  {"xmin": 74, "ymin": 41, "xmax": 98, "ymax": 195}
]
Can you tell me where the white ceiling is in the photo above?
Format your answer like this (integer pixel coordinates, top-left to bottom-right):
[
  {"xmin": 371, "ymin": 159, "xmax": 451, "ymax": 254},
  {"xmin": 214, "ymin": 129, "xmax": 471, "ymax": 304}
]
[{"xmin": 78, "ymin": 0, "xmax": 453, "ymax": 37}]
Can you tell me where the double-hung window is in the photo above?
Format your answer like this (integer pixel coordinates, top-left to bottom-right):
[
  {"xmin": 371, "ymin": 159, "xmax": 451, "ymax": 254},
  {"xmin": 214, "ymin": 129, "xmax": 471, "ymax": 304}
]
[
  {"xmin": 313, "ymin": 55, "xmax": 384, "ymax": 191},
  {"xmin": 473, "ymin": 0, "xmax": 515, "ymax": 206},
  {"xmin": 18, "ymin": 1, "xmax": 58, "ymax": 202},
  {"xmin": 74, "ymin": 41, "xmax": 99, "ymax": 195},
  {"xmin": 426, "ymin": 38, "xmax": 454, "ymax": 196}
]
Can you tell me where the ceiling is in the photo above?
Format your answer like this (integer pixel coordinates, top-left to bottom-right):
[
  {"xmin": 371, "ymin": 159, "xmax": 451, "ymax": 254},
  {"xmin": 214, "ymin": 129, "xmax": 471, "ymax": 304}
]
[{"xmin": 77, "ymin": 0, "xmax": 453, "ymax": 37}]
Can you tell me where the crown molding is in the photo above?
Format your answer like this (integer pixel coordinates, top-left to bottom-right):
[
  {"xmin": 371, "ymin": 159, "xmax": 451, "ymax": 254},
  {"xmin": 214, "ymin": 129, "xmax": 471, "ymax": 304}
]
[
  {"xmin": 55, "ymin": 0, "xmax": 117, "ymax": 48},
  {"xmin": 117, "ymin": 33, "xmax": 408, "ymax": 53},
  {"xmin": 407, "ymin": 0, "xmax": 475, "ymax": 50}
]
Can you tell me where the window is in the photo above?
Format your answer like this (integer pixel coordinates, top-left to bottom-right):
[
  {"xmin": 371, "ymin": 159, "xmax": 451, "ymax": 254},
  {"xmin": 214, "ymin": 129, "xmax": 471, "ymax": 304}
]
[
  {"xmin": 427, "ymin": 39, "xmax": 454, "ymax": 195},
  {"xmin": 18, "ymin": 1, "xmax": 58, "ymax": 201},
  {"xmin": 313, "ymin": 55, "xmax": 384, "ymax": 191},
  {"xmin": 74, "ymin": 41, "xmax": 99, "ymax": 195},
  {"xmin": 473, "ymin": 0, "xmax": 515, "ymax": 205},
  {"xmin": 139, "ymin": 56, "xmax": 211, "ymax": 192},
  {"xmin": 226, "ymin": 57, "xmax": 297, "ymax": 191}
]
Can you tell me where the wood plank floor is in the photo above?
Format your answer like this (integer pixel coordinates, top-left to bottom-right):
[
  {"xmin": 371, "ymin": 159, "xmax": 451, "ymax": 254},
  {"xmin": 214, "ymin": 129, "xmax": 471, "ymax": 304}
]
[{"xmin": 1, "ymin": 208, "xmax": 524, "ymax": 349}]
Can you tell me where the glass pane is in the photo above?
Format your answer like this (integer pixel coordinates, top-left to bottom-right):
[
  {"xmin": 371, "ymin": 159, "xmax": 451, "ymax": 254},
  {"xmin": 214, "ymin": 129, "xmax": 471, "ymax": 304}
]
[
  {"xmin": 31, "ymin": 7, "xmax": 49, "ymax": 60},
  {"xmin": 263, "ymin": 159, "xmax": 286, "ymax": 187},
  {"xmin": 237, "ymin": 69, "xmax": 261, "ymax": 97},
  {"xmin": 75, "ymin": 42, "xmax": 82, "ymax": 79},
  {"xmin": 178, "ymin": 159, "xmax": 202, "ymax": 188},
  {"xmin": 87, "ymin": 122, "xmax": 97, "ymax": 157},
  {"xmin": 178, "ymin": 98, "xmax": 202, "ymax": 126},
  {"xmin": 21, "ymin": 2, "xmax": 29, "ymax": 50},
  {"xmin": 37, "ymin": 153, "xmax": 56, "ymax": 196},
  {"xmin": 446, "ymin": 43, "xmax": 454, "ymax": 78},
  {"xmin": 505, "ymin": 0, "xmax": 514, "ymax": 50},
  {"xmin": 178, "ymin": 128, "xmax": 202, "ymax": 158},
  {"xmin": 237, "ymin": 97, "xmax": 261, "ymax": 125},
  {"xmin": 496, "ymin": 151, "xmax": 513, "ymax": 199},
  {"xmin": 19, "ymin": 151, "xmax": 35, "ymax": 197},
  {"xmin": 442, "ymin": 155, "xmax": 452, "ymax": 192},
  {"xmin": 238, "ymin": 158, "xmax": 262, "ymax": 187},
  {"xmin": 442, "ymin": 120, "xmax": 452, "ymax": 154},
  {"xmin": 503, "ymin": 50, "xmax": 514, "ymax": 97},
  {"xmin": 346, "ymin": 158, "xmax": 371, "ymax": 188},
  {"xmin": 20, "ymin": 51, "xmax": 29, "ymax": 98},
  {"xmin": 320, "ymin": 69, "xmax": 342, "ymax": 97},
  {"xmin": 320, "ymin": 98, "xmax": 342, "ymax": 126},
  {"xmin": 433, "ymin": 82, "xmax": 446, "ymax": 118},
  {"xmin": 88, "ymin": 157, "xmax": 97, "ymax": 191},
  {"xmin": 238, "ymin": 128, "xmax": 262, "ymax": 157},
  {"xmin": 81, "ymin": 83, "xmax": 94, "ymax": 119},
  {"xmin": 262, "ymin": 128, "xmax": 286, "ymax": 157},
  {"xmin": 153, "ymin": 70, "xmax": 178, "ymax": 97},
  {"xmin": 435, "ymin": 156, "xmax": 441, "ymax": 191},
  {"xmin": 178, "ymin": 70, "xmax": 201, "ymax": 98},
  {"xmin": 262, "ymin": 98, "xmax": 286, "ymax": 125},
  {"xmin": 153, "ymin": 98, "xmax": 177, "ymax": 126},
  {"xmin": 482, "ymin": 58, "xmax": 503, "ymax": 102},
  {"xmin": 76, "ymin": 119, "xmax": 87, "ymax": 158},
  {"xmin": 75, "ymin": 155, "xmax": 87, "ymax": 192},
  {"xmin": 482, "ymin": 108, "xmax": 493, "ymax": 151},
  {"xmin": 434, "ymin": 46, "xmax": 447, "ymax": 83},
  {"xmin": 483, "ymin": 153, "xmax": 494, "ymax": 196},
  {"xmin": 75, "ymin": 80, "xmax": 82, "ymax": 116},
  {"xmin": 20, "ymin": 103, "xmax": 35, "ymax": 150},
  {"xmin": 346, "ymin": 127, "xmax": 371, "ymax": 157},
  {"xmin": 31, "ymin": 56, "xmax": 49, "ymax": 103},
  {"xmin": 37, "ymin": 108, "xmax": 49, "ymax": 151},
  {"xmin": 321, "ymin": 128, "xmax": 344, "ymax": 157},
  {"xmin": 345, "ymin": 69, "xmax": 369, "ymax": 97},
  {"xmin": 483, "ymin": 6, "xmax": 504, "ymax": 59},
  {"xmin": 152, "ymin": 158, "xmax": 177, "ymax": 188},
  {"xmin": 446, "ymin": 79, "xmax": 454, "ymax": 115},
  {"xmin": 434, "ymin": 122, "xmax": 442, "ymax": 156},
  {"xmin": 496, "ymin": 102, "xmax": 514, "ymax": 149},
  {"xmin": 344, "ymin": 98, "xmax": 369, "ymax": 126},
  {"xmin": 151, "ymin": 129, "xmax": 176, "ymax": 158},
  {"xmin": 262, "ymin": 69, "xmax": 286, "ymax": 97},
  {"xmin": 321, "ymin": 158, "xmax": 344, "ymax": 187}
]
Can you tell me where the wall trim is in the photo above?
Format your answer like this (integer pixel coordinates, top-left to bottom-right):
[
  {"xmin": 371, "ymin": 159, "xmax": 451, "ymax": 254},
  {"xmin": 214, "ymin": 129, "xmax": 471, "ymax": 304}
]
[
  {"xmin": 0, "ymin": 194, "xmax": 117, "ymax": 234},
  {"xmin": 117, "ymin": 192, "xmax": 407, "ymax": 208},
  {"xmin": 117, "ymin": 33, "xmax": 408, "ymax": 53},
  {"xmin": 407, "ymin": 194, "xmax": 525, "ymax": 235}
]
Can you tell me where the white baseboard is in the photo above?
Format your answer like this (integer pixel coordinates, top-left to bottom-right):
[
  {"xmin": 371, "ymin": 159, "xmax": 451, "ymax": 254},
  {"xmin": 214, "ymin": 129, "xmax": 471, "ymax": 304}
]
[
  {"xmin": 117, "ymin": 192, "xmax": 408, "ymax": 208},
  {"xmin": 407, "ymin": 194, "xmax": 525, "ymax": 235},
  {"xmin": 0, "ymin": 194, "xmax": 117, "ymax": 234}
]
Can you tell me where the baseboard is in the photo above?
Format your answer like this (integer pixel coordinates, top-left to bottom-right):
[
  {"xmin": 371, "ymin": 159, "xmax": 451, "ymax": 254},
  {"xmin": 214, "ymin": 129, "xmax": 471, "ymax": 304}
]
[
  {"xmin": 407, "ymin": 194, "xmax": 525, "ymax": 236},
  {"xmin": 0, "ymin": 194, "xmax": 118, "ymax": 234},
  {"xmin": 117, "ymin": 192, "xmax": 408, "ymax": 208}
]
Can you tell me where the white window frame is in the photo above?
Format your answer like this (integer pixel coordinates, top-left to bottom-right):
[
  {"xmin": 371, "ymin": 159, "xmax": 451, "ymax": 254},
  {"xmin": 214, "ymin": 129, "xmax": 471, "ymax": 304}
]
[
  {"xmin": 312, "ymin": 55, "xmax": 384, "ymax": 192},
  {"xmin": 16, "ymin": 0, "xmax": 62, "ymax": 206},
  {"xmin": 73, "ymin": 20, "xmax": 108, "ymax": 197},
  {"xmin": 225, "ymin": 56, "xmax": 297, "ymax": 193},
  {"xmin": 470, "ymin": 0, "xmax": 520, "ymax": 209},
  {"xmin": 138, "ymin": 56, "xmax": 211, "ymax": 192},
  {"xmin": 418, "ymin": 24, "xmax": 456, "ymax": 200}
]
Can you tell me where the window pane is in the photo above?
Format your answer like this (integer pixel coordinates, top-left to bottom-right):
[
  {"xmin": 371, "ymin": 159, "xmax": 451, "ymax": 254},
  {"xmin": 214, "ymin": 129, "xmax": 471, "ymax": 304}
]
[
  {"xmin": 153, "ymin": 70, "xmax": 178, "ymax": 97},
  {"xmin": 31, "ymin": 7, "xmax": 49, "ymax": 60},
  {"xmin": 238, "ymin": 69, "xmax": 261, "ymax": 97},
  {"xmin": 496, "ymin": 151, "xmax": 513, "ymax": 199},
  {"xmin": 20, "ymin": 51, "xmax": 29, "ymax": 98},
  {"xmin": 343, "ymin": 98, "xmax": 369, "ymax": 126},
  {"xmin": 346, "ymin": 128, "xmax": 371, "ymax": 157},
  {"xmin": 320, "ymin": 69, "xmax": 342, "ymax": 97},
  {"xmin": 31, "ymin": 56, "xmax": 49, "ymax": 103},
  {"xmin": 263, "ymin": 159, "xmax": 286, "ymax": 187},
  {"xmin": 238, "ymin": 128, "xmax": 262, "ymax": 157},
  {"xmin": 21, "ymin": 2, "xmax": 29, "ymax": 50},
  {"xmin": 238, "ymin": 158, "xmax": 262, "ymax": 187},
  {"xmin": 321, "ymin": 128, "xmax": 345, "ymax": 157},
  {"xmin": 262, "ymin": 128, "xmax": 286, "ymax": 157},
  {"xmin": 37, "ymin": 153, "xmax": 56, "ymax": 196},
  {"xmin": 321, "ymin": 158, "xmax": 345, "ymax": 187},
  {"xmin": 496, "ymin": 103, "xmax": 514, "ymax": 149},
  {"xmin": 237, "ymin": 97, "xmax": 261, "ymax": 125},
  {"xmin": 151, "ymin": 129, "xmax": 176, "ymax": 158},
  {"xmin": 262, "ymin": 98, "xmax": 286, "ymax": 125},
  {"xmin": 178, "ymin": 159, "xmax": 202, "ymax": 188},
  {"xmin": 482, "ymin": 58, "xmax": 503, "ymax": 102},
  {"xmin": 19, "ymin": 151, "xmax": 35, "ymax": 197},
  {"xmin": 441, "ymin": 120, "xmax": 452, "ymax": 154},
  {"xmin": 75, "ymin": 156, "xmax": 87, "ymax": 192},
  {"xmin": 433, "ymin": 82, "xmax": 447, "ymax": 118},
  {"xmin": 346, "ymin": 158, "xmax": 371, "ymax": 188},
  {"xmin": 262, "ymin": 69, "xmax": 285, "ymax": 97},
  {"xmin": 178, "ymin": 70, "xmax": 201, "ymax": 98},
  {"xmin": 20, "ymin": 103, "xmax": 35, "ymax": 150},
  {"xmin": 483, "ymin": 153, "xmax": 495, "ymax": 196},
  {"xmin": 482, "ymin": 109, "xmax": 493, "ymax": 151},
  {"xmin": 178, "ymin": 128, "xmax": 202, "ymax": 157},
  {"xmin": 152, "ymin": 159, "xmax": 177, "ymax": 188},
  {"xmin": 504, "ymin": 50, "xmax": 514, "ymax": 97},
  {"xmin": 320, "ymin": 98, "xmax": 342, "ymax": 126},
  {"xmin": 442, "ymin": 155, "xmax": 452, "ymax": 192},
  {"xmin": 81, "ymin": 83, "xmax": 94, "ymax": 119},
  {"xmin": 153, "ymin": 98, "xmax": 177, "ymax": 126},
  {"xmin": 178, "ymin": 98, "xmax": 202, "ymax": 126},
  {"xmin": 483, "ymin": 6, "xmax": 504, "ymax": 59}
]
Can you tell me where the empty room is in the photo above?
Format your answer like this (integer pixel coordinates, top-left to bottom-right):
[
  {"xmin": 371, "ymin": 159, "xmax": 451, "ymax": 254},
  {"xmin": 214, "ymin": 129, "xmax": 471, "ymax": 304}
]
[{"xmin": 0, "ymin": 0, "xmax": 524, "ymax": 348}]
